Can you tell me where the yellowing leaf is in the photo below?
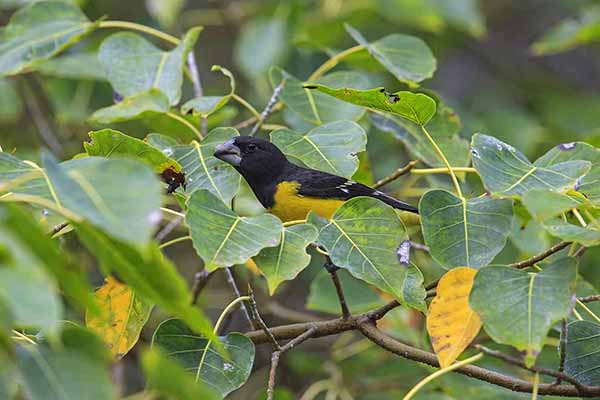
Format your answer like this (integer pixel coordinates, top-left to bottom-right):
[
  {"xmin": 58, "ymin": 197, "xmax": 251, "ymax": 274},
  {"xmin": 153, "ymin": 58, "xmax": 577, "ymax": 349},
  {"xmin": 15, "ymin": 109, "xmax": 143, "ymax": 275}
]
[
  {"xmin": 86, "ymin": 277, "xmax": 153, "ymax": 359},
  {"xmin": 426, "ymin": 267, "xmax": 481, "ymax": 368}
]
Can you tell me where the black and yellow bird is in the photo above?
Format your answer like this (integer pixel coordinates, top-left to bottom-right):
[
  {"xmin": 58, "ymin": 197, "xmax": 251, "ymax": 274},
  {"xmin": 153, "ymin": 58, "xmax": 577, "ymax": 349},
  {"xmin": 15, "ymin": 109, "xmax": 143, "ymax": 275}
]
[{"xmin": 214, "ymin": 136, "xmax": 418, "ymax": 222}]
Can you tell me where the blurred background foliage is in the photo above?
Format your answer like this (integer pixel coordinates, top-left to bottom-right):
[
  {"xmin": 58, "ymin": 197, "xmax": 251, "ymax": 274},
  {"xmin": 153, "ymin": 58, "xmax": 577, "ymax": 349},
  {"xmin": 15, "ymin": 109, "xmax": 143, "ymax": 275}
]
[{"xmin": 1, "ymin": 0, "xmax": 600, "ymax": 398}]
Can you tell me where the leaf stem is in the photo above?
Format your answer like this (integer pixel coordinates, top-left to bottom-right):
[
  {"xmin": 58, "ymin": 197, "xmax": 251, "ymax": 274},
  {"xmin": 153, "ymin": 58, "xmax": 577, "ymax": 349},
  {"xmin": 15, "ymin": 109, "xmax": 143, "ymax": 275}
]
[
  {"xmin": 160, "ymin": 207, "xmax": 185, "ymax": 218},
  {"xmin": 402, "ymin": 353, "xmax": 484, "ymax": 400},
  {"xmin": 165, "ymin": 112, "xmax": 202, "ymax": 140},
  {"xmin": 0, "ymin": 193, "xmax": 80, "ymax": 221},
  {"xmin": 576, "ymin": 299, "xmax": 600, "ymax": 324},
  {"xmin": 419, "ymin": 125, "xmax": 463, "ymax": 198},
  {"xmin": 98, "ymin": 20, "xmax": 181, "ymax": 46},
  {"xmin": 282, "ymin": 219, "xmax": 307, "ymax": 227},
  {"xmin": 411, "ymin": 167, "xmax": 477, "ymax": 175},
  {"xmin": 307, "ymin": 45, "xmax": 365, "ymax": 81},
  {"xmin": 231, "ymin": 94, "xmax": 261, "ymax": 119},
  {"xmin": 213, "ymin": 295, "xmax": 251, "ymax": 334},
  {"xmin": 158, "ymin": 235, "xmax": 191, "ymax": 249}
]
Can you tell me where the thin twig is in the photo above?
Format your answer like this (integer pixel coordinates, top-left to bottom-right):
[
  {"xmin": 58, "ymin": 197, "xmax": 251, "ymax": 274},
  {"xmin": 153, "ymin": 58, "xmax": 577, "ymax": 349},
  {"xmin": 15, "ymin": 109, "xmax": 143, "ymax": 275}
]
[
  {"xmin": 154, "ymin": 216, "xmax": 184, "ymax": 242},
  {"xmin": 373, "ymin": 160, "xmax": 419, "ymax": 189},
  {"xmin": 223, "ymin": 267, "xmax": 256, "ymax": 330},
  {"xmin": 50, "ymin": 222, "xmax": 69, "ymax": 236},
  {"xmin": 250, "ymin": 80, "xmax": 286, "ymax": 136},
  {"xmin": 508, "ymin": 241, "xmax": 571, "ymax": 269},
  {"xmin": 555, "ymin": 319, "xmax": 567, "ymax": 385},
  {"xmin": 325, "ymin": 258, "xmax": 351, "ymax": 319},
  {"xmin": 190, "ymin": 269, "xmax": 211, "ymax": 305},
  {"xmin": 409, "ymin": 241, "xmax": 430, "ymax": 252},
  {"xmin": 247, "ymin": 285, "xmax": 280, "ymax": 350},
  {"xmin": 579, "ymin": 295, "xmax": 600, "ymax": 303},
  {"xmin": 186, "ymin": 52, "xmax": 207, "ymax": 137}
]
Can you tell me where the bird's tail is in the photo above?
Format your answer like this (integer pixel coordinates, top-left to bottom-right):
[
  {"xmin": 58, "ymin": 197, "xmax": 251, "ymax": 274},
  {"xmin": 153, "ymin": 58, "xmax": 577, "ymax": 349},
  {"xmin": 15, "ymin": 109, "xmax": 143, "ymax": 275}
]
[{"xmin": 373, "ymin": 191, "xmax": 419, "ymax": 214}]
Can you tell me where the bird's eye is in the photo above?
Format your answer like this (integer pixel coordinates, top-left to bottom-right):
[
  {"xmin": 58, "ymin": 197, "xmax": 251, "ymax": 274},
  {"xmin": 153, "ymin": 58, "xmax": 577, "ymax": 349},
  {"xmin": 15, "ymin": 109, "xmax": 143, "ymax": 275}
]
[{"xmin": 247, "ymin": 143, "xmax": 257, "ymax": 152}]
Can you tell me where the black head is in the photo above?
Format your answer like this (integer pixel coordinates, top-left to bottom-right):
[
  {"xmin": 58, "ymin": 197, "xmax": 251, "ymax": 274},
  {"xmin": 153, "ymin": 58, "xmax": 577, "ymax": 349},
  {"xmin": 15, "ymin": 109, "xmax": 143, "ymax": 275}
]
[{"xmin": 214, "ymin": 136, "xmax": 288, "ymax": 184}]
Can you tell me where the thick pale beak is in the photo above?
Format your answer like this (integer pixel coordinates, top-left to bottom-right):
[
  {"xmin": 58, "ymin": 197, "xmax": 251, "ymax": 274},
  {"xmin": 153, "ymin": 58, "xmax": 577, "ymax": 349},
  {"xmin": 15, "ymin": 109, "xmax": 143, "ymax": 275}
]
[{"xmin": 214, "ymin": 139, "xmax": 242, "ymax": 166}]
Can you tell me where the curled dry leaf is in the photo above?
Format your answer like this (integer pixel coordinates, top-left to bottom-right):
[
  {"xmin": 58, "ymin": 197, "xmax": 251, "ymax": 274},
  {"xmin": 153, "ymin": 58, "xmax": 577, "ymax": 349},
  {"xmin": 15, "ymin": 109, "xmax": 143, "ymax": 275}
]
[{"xmin": 426, "ymin": 267, "xmax": 481, "ymax": 368}]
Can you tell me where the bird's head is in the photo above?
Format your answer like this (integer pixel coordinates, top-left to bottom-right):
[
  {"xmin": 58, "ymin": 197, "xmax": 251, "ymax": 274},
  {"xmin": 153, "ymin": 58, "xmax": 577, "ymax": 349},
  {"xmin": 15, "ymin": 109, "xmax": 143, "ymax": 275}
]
[{"xmin": 214, "ymin": 136, "xmax": 288, "ymax": 183}]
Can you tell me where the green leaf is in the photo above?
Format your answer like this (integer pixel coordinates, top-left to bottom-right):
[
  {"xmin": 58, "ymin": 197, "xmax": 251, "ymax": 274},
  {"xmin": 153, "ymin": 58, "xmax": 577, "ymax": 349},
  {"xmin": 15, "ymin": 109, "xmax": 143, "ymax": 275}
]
[
  {"xmin": 146, "ymin": 133, "xmax": 179, "ymax": 150},
  {"xmin": 534, "ymin": 142, "xmax": 600, "ymax": 206},
  {"xmin": 16, "ymin": 341, "xmax": 114, "ymax": 400},
  {"xmin": 42, "ymin": 153, "xmax": 162, "ymax": 245},
  {"xmin": 522, "ymin": 189, "xmax": 587, "ymax": 221},
  {"xmin": 186, "ymin": 190, "xmax": 282, "ymax": 271},
  {"xmin": 564, "ymin": 320, "xmax": 600, "ymax": 386},
  {"xmin": 315, "ymin": 197, "xmax": 426, "ymax": 310},
  {"xmin": 304, "ymin": 85, "xmax": 436, "ymax": 126},
  {"xmin": 271, "ymin": 120, "xmax": 366, "ymax": 178},
  {"xmin": 172, "ymin": 127, "xmax": 241, "ymax": 202},
  {"xmin": 253, "ymin": 223, "xmax": 317, "ymax": 295},
  {"xmin": 307, "ymin": 269, "xmax": 384, "ymax": 314},
  {"xmin": 99, "ymin": 27, "xmax": 202, "ymax": 105},
  {"xmin": 0, "ymin": 78, "xmax": 22, "ymax": 122},
  {"xmin": 84, "ymin": 129, "xmax": 182, "ymax": 174},
  {"xmin": 470, "ymin": 257, "xmax": 577, "ymax": 366},
  {"xmin": 370, "ymin": 103, "xmax": 469, "ymax": 168},
  {"xmin": 420, "ymin": 190, "xmax": 513, "ymax": 269},
  {"xmin": 270, "ymin": 67, "xmax": 369, "ymax": 125},
  {"xmin": 471, "ymin": 134, "xmax": 591, "ymax": 197},
  {"xmin": 35, "ymin": 53, "xmax": 106, "ymax": 81},
  {"xmin": 181, "ymin": 65, "xmax": 235, "ymax": 117},
  {"xmin": 89, "ymin": 89, "xmax": 170, "ymax": 125},
  {"xmin": 0, "ymin": 1, "xmax": 97, "ymax": 76},
  {"xmin": 345, "ymin": 24, "xmax": 436, "ymax": 85},
  {"xmin": 0, "ymin": 152, "xmax": 51, "ymax": 199},
  {"xmin": 532, "ymin": 6, "xmax": 600, "ymax": 55},
  {"xmin": 152, "ymin": 318, "xmax": 255, "ymax": 398},
  {"xmin": 234, "ymin": 17, "xmax": 287, "ymax": 78},
  {"xmin": 75, "ymin": 223, "xmax": 216, "ymax": 342},
  {"xmin": 142, "ymin": 348, "xmax": 220, "ymax": 400},
  {"xmin": 542, "ymin": 219, "xmax": 600, "ymax": 247}
]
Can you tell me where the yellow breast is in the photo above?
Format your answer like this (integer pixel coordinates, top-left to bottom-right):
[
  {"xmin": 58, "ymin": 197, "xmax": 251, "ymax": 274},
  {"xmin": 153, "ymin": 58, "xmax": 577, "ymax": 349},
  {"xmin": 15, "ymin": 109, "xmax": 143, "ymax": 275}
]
[{"xmin": 269, "ymin": 181, "xmax": 344, "ymax": 222}]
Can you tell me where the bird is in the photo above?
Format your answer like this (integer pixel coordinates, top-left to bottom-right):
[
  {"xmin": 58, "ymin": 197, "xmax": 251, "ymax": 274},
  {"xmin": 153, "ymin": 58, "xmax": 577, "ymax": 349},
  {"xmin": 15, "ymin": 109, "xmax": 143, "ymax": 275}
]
[{"xmin": 214, "ymin": 136, "xmax": 418, "ymax": 222}]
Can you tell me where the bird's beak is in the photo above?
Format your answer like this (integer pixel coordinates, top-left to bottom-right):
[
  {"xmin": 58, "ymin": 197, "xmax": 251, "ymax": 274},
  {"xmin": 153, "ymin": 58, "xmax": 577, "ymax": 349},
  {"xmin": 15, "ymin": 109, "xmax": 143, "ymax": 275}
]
[{"xmin": 214, "ymin": 139, "xmax": 242, "ymax": 166}]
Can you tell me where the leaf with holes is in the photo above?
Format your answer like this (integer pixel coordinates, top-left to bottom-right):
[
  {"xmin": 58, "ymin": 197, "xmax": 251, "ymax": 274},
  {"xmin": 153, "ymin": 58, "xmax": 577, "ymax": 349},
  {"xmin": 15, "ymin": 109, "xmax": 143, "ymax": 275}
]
[
  {"xmin": 171, "ymin": 127, "xmax": 240, "ymax": 202},
  {"xmin": 271, "ymin": 120, "xmax": 366, "ymax": 178},
  {"xmin": 86, "ymin": 277, "xmax": 153, "ymax": 359},
  {"xmin": 0, "ymin": 1, "xmax": 98, "ymax": 76},
  {"xmin": 99, "ymin": 27, "xmax": 202, "ymax": 105},
  {"xmin": 345, "ymin": 24, "xmax": 436, "ymax": 85},
  {"xmin": 420, "ymin": 190, "xmax": 513, "ymax": 269},
  {"xmin": 315, "ymin": 197, "xmax": 426, "ymax": 311},
  {"xmin": 181, "ymin": 65, "xmax": 235, "ymax": 117},
  {"xmin": 42, "ymin": 152, "xmax": 162, "ymax": 245},
  {"xmin": 186, "ymin": 190, "xmax": 282, "ymax": 271},
  {"xmin": 471, "ymin": 134, "xmax": 591, "ymax": 198},
  {"xmin": 270, "ymin": 67, "xmax": 369, "ymax": 126},
  {"xmin": 304, "ymin": 85, "xmax": 436, "ymax": 126},
  {"xmin": 470, "ymin": 257, "xmax": 577, "ymax": 366},
  {"xmin": 89, "ymin": 89, "xmax": 170, "ymax": 125},
  {"xmin": 427, "ymin": 267, "xmax": 481, "ymax": 368},
  {"xmin": 534, "ymin": 142, "xmax": 600, "ymax": 206},
  {"xmin": 253, "ymin": 223, "xmax": 317, "ymax": 295},
  {"xmin": 152, "ymin": 318, "xmax": 255, "ymax": 398},
  {"xmin": 564, "ymin": 320, "xmax": 600, "ymax": 386},
  {"xmin": 84, "ymin": 129, "xmax": 182, "ymax": 174}
]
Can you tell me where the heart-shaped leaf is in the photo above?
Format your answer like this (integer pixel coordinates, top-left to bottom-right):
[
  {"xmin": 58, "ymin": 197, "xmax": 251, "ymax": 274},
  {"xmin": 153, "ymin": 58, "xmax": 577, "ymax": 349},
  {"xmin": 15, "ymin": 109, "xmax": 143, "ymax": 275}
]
[
  {"xmin": 186, "ymin": 190, "xmax": 282, "ymax": 271},
  {"xmin": 86, "ymin": 277, "xmax": 153, "ymax": 359},
  {"xmin": 42, "ymin": 153, "xmax": 162, "ymax": 245},
  {"xmin": 420, "ymin": 190, "xmax": 513, "ymax": 269},
  {"xmin": 564, "ymin": 320, "xmax": 600, "ymax": 386},
  {"xmin": 253, "ymin": 223, "xmax": 317, "ymax": 295},
  {"xmin": 84, "ymin": 129, "xmax": 182, "ymax": 174},
  {"xmin": 534, "ymin": 142, "xmax": 600, "ymax": 206},
  {"xmin": 270, "ymin": 67, "xmax": 369, "ymax": 126},
  {"xmin": 345, "ymin": 24, "xmax": 436, "ymax": 85},
  {"xmin": 99, "ymin": 27, "xmax": 202, "ymax": 105},
  {"xmin": 471, "ymin": 134, "xmax": 591, "ymax": 197},
  {"xmin": 172, "ymin": 127, "xmax": 240, "ymax": 202},
  {"xmin": 314, "ymin": 197, "xmax": 426, "ymax": 310},
  {"xmin": 152, "ymin": 318, "xmax": 255, "ymax": 398},
  {"xmin": 427, "ymin": 267, "xmax": 482, "ymax": 368},
  {"xmin": 89, "ymin": 89, "xmax": 170, "ymax": 124},
  {"xmin": 271, "ymin": 120, "xmax": 366, "ymax": 178},
  {"xmin": 470, "ymin": 257, "xmax": 577, "ymax": 366},
  {"xmin": 181, "ymin": 65, "xmax": 235, "ymax": 117},
  {"xmin": 0, "ymin": 1, "xmax": 97, "ymax": 76},
  {"xmin": 304, "ymin": 85, "xmax": 436, "ymax": 126},
  {"xmin": 35, "ymin": 53, "xmax": 106, "ymax": 81}
]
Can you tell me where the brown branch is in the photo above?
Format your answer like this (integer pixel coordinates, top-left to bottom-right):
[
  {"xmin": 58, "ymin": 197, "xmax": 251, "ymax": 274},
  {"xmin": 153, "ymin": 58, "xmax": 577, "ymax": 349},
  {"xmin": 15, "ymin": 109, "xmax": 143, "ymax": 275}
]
[
  {"xmin": 326, "ymin": 259, "xmax": 351, "ymax": 319},
  {"xmin": 473, "ymin": 344, "xmax": 588, "ymax": 394},
  {"xmin": 373, "ymin": 160, "xmax": 419, "ymax": 189},
  {"xmin": 250, "ymin": 80, "xmax": 286, "ymax": 136},
  {"xmin": 508, "ymin": 241, "xmax": 571, "ymax": 269},
  {"xmin": 234, "ymin": 102, "xmax": 283, "ymax": 130},
  {"xmin": 222, "ymin": 267, "xmax": 256, "ymax": 331},
  {"xmin": 190, "ymin": 269, "xmax": 211, "ymax": 305},
  {"xmin": 556, "ymin": 319, "xmax": 567, "ymax": 385},
  {"xmin": 579, "ymin": 295, "xmax": 600, "ymax": 303},
  {"xmin": 247, "ymin": 285, "xmax": 280, "ymax": 350}
]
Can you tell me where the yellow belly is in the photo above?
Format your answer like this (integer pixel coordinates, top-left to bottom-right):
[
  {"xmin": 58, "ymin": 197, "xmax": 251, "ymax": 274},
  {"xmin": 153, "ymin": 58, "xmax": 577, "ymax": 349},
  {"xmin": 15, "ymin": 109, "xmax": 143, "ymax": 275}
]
[{"xmin": 269, "ymin": 181, "xmax": 344, "ymax": 222}]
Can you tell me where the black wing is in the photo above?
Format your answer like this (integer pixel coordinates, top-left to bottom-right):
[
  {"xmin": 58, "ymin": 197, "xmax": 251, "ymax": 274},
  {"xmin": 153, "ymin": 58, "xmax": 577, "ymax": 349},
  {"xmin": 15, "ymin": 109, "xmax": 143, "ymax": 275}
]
[{"xmin": 288, "ymin": 167, "xmax": 418, "ymax": 214}]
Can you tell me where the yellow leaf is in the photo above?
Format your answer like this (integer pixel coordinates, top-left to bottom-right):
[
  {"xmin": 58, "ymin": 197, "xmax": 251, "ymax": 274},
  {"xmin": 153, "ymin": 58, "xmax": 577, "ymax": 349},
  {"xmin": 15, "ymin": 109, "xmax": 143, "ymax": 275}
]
[
  {"xmin": 426, "ymin": 267, "xmax": 482, "ymax": 368},
  {"xmin": 85, "ymin": 277, "xmax": 153, "ymax": 359}
]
